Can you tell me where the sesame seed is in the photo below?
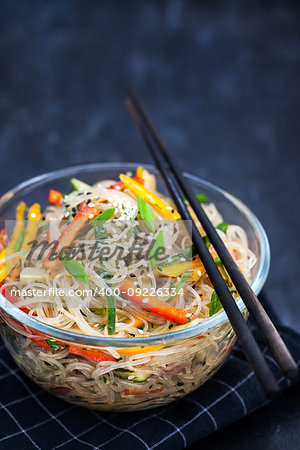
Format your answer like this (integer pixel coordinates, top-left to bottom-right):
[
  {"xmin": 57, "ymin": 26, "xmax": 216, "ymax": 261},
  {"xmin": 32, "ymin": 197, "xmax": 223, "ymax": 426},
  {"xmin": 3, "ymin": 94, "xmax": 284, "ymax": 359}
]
[
  {"xmin": 71, "ymin": 207, "xmax": 76, "ymax": 212},
  {"xmin": 142, "ymin": 298, "xmax": 149, "ymax": 303},
  {"xmin": 197, "ymin": 270, "xmax": 202, "ymax": 276},
  {"xmin": 88, "ymin": 214, "xmax": 94, "ymax": 219},
  {"xmin": 88, "ymin": 202, "xmax": 95, "ymax": 208},
  {"xmin": 180, "ymin": 257, "xmax": 185, "ymax": 262},
  {"xmin": 129, "ymin": 273, "xmax": 136, "ymax": 277},
  {"xmin": 86, "ymin": 192, "xmax": 92, "ymax": 195},
  {"xmin": 86, "ymin": 199, "xmax": 91, "ymax": 204},
  {"xmin": 166, "ymin": 206, "xmax": 172, "ymax": 211},
  {"xmin": 171, "ymin": 209, "xmax": 174, "ymax": 213}
]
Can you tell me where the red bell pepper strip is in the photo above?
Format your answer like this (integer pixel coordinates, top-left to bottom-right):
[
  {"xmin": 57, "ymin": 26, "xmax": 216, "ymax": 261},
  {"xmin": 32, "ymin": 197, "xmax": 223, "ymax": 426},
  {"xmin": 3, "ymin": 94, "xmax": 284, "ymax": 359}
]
[
  {"xmin": 48, "ymin": 189, "xmax": 63, "ymax": 205},
  {"xmin": 107, "ymin": 176, "xmax": 144, "ymax": 191},
  {"xmin": 68, "ymin": 345, "xmax": 116, "ymax": 363},
  {"xmin": 42, "ymin": 202, "xmax": 102, "ymax": 270},
  {"xmin": 54, "ymin": 387, "xmax": 71, "ymax": 392},
  {"xmin": 1, "ymin": 283, "xmax": 63, "ymax": 351},
  {"xmin": 120, "ymin": 279, "xmax": 199, "ymax": 325},
  {"xmin": 0, "ymin": 283, "xmax": 31, "ymax": 314}
]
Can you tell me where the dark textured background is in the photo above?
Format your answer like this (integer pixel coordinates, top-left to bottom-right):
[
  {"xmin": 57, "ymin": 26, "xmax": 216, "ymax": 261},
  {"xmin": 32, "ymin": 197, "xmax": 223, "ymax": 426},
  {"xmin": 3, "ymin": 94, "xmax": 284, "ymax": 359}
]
[{"xmin": 0, "ymin": 0, "xmax": 299, "ymax": 448}]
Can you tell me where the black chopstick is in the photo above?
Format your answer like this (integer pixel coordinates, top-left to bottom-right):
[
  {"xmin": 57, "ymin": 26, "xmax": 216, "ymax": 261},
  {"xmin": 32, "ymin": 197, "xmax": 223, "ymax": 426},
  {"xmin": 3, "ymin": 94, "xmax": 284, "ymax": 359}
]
[
  {"xmin": 127, "ymin": 98, "xmax": 282, "ymax": 398},
  {"xmin": 127, "ymin": 90, "xmax": 298, "ymax": 380}
]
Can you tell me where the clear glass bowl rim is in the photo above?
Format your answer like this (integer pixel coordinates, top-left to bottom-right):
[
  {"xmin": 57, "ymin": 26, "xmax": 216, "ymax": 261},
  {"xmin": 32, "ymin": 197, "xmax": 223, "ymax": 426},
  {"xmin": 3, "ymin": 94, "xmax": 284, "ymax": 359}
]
[{"xmin": 0, "ymin": 162, "xmax": 270, "ymax": 347}]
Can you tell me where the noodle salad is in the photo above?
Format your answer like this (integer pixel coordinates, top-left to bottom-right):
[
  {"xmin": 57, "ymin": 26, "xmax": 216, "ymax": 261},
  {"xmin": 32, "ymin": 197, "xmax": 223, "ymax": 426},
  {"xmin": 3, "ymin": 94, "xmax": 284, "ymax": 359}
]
[{"xmin": 0, "ymin": 166, "xmax": 256, "ymax": 410}]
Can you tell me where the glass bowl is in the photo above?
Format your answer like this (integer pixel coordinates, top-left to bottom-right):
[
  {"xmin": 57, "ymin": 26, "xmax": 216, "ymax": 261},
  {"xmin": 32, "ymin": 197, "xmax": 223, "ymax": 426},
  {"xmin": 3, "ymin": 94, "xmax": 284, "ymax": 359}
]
[{"xmin": 0, "ymin": 163, "xmax": 270, "ymax": 411}]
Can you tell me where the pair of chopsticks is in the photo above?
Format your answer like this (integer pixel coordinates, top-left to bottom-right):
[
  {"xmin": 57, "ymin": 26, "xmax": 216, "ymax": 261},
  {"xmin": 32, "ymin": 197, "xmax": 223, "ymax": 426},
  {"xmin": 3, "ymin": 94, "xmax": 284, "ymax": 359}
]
[{"xmin": 126, "ymin": 89, "xmax": 298, "ymax": 398}]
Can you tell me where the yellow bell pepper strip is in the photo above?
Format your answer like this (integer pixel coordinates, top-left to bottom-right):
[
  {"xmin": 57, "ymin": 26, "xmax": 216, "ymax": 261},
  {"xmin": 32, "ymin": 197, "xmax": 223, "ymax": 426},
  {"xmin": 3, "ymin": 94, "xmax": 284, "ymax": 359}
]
[
  {"xmin": 9, "ymin": 203, "xmax": 41, "ymax": 279},
  {"xmin": 108, "ymin": 176, "xmax": 144, "ymax": 191},
  {"xmin": 0, "ymin": 281, "xmax": 31, "ymax": 314},
  {"xmin": 158, "ymin": 256, "xmax": 206, "ymax": 285},
  {"xmin": 42, "ymin": 202, "xmax": 102, "ymax": 270},
  {"xmin": 116, "ymin": 345, "xmax": 164, "ymax": 356},
  {"xmin": 120, "ymin": 279, "xmax": 199, "ymax": 325},
  {"xmin": 125, "ymin": 316, "xmax": 145, "ymax": 329},
  {"xmin": 136, "ymin": 166, "xmax": 144, "ymax": 179},
  {"xmin": 0, "ymin": 250, "xmax": 6, "ymax": 282},
  {"xmin": 0, "ymin": 202, "xmax": 26, "ymax": 282},
  {"xmin": 119, "ymin": 174, "xmax": 181, "ymax": 220},
  {"xmin": 136, "ymin": 166, "xmax": 156, "ymax": 191},
  {"xmin": 21, "ymin": 203, "xmax": 41, "ymax": 250}
]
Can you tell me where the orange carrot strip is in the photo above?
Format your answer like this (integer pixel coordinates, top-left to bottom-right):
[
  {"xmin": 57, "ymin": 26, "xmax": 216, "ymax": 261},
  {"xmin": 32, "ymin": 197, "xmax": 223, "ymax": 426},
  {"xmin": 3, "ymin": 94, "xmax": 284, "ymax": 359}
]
[{"xmin": 48, "ymin": 189, "xmax": 63, "ymax": 205}]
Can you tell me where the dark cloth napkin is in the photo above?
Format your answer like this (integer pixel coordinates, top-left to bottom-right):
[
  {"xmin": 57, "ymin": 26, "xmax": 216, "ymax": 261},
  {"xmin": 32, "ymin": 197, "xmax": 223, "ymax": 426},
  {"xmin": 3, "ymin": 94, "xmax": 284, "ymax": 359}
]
[{"xmin": 0, "ymin": 292, "xmax": 299, "ymax": 450}]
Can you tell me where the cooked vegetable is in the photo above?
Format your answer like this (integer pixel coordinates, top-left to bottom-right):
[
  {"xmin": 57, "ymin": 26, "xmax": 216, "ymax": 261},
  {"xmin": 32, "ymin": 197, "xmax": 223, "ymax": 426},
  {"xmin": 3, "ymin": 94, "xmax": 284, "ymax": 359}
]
[
  {"xmin": 136, "ymin": 166, "xmax": 156, "ymax": 191},
  {"xmin": 62, "ymin": 255, "xmax": 90, "ymax": 285},
  {"xmin": 45, "ymin": 339, "xmax": 62, "ymax": 352},
  {"xmin": 14, "ymin": 228, "xmax": 26, "ymax": 251},
  {"xmin": 108, "ymin": 176, "xmax": 144, "ymax": 191},
  {"xmin": 21, "ymin": 203, "xmax": 41, "ymax": 250},
  {"xmin": 158, "ymin": 255, "xmax": 205, "ymax": 287},
  {"xmin": 48, "ymin": 189, "xmax": 63, "ymax": 205},
  {"xmin": 120, "ymin": 174, "xmax": 181, "ymax": 220},
  {"xmin": 136, "ymin": 195, "xmax": 155, "ymax": 233},
  {"xmin": 149, "ymin": 230, "xmax": 165, "ymax": 268},
  {"xmin": 0, "ymin": 201, "xmax": 26, "ymax": 282},
  {"xmin": 216, "ymin": 222, "xmax": 229, "ymax": 234},
  {"xmin": 9, "ymin": 203, "xmax": 41, "ymax": 279},
  {"xmin": 196, "ymin": 194, "xmax": 209, "ymax": 203},
  {"xmin": 93, "ymin": 208, "xmax": 115, "ymax": 240},
  {"xmin": 157, "ymin": 246, "xmax": 195, "ymax": 269},
  {"xmin": 209, "ymin": 291, "xmax": 223, "ymax": 316},
  {"xmin": 203, "ymin": 235, "xmax": 211, "ymax": 247},
  {"xmin": 125, "ymin": 316, "xmax": 145, "ymax": 329},
  {"xmin": 43, "ymin": 202, "xmax": 102, "ymax": 270},
  {"xmin": 166, "ymin": 272, "xmax": 193, "ymax": 303},
  {"xmin": 70, "ymin": 178, "xmax": 92, "ymax": 191},
  {"xmin": 114, "ymin": 369, "xmax": 151, "ymax": 382},
  {"xmin": 20, "ymin": 267, "xmax": 47, "ymax": 284},
  {"xmin": 120, "ymin": 279, "xmax": 199, "ymax": 324},
  {"xmin": 68, "ymin": 346, "xmax": 116, "ymax": 362},
  {"xmin": 116, "ymin": 345, "xmax": 164, "ymax": 356},
  {"xmin": 106, "ymin": 294, "xmax": 116, "ymax": 335}
]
